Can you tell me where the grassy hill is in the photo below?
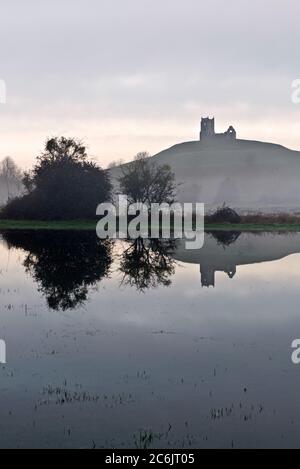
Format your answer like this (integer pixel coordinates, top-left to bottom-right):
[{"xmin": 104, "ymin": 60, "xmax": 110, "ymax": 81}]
[{"xmin": 109, "ymin": 138, "xmax": 300, "ymax": 213}]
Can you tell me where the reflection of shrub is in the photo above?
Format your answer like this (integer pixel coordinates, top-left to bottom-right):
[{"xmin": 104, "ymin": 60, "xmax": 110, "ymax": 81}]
[
  {"xmin": 2, "ymin": 231, "xmax": 112, "ymax": 310},
  {"xmin": 209, "ymin": 230, "xmax": 241, "ymax": 246},
  {"xmin": 207, "ymin": 205, "xmax": 241, "ymax": 224}
]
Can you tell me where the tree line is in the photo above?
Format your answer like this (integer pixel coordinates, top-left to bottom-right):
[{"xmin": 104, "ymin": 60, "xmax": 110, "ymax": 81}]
[{"xmin": 0, "ymin": 137, "xmax": 176, "ymax": 220}]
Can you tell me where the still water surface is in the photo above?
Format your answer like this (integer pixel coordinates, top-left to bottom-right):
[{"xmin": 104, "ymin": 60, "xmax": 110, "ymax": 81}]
[{"xmin": 0, "ymin": 230, "xmax": 300, "ymax": 448}]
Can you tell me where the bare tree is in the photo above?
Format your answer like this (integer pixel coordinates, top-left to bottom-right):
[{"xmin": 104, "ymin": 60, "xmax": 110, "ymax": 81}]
[
  {"xmin": 134, "ymin": 151, "xmax": 150, "ymax": 161},
  {"xmin": 118, "ymin": 154, "xmax": 176, "ymax": 206},
  {"xmin": 1, "ymin": 156, "xmax": 23, "ymax": 201},
  {"xmin": 107, "ymin": 152, "xmax": 150, "ymax": 169},
  {"xmin": 107, "ymin": 158, "xmax": 125, "ymax": 169}
]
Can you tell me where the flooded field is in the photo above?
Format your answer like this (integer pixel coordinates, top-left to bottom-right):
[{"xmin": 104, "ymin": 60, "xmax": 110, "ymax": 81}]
[{"xmin": 0, "ymin": 230, "xmax": 300, "ymax": 448}]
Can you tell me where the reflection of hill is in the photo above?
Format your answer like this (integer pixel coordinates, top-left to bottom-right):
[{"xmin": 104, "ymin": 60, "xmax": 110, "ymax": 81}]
[
  {"xmin": 1, "ymin": 231, "xmax": 112, "ymax": 310},
  {"xmin": 173, "ymin": 231, "xmax": 300, "ymax": 287},
  {"xmin": 2, "ymin": 230, "xmax": 300, "ymax": 294}
]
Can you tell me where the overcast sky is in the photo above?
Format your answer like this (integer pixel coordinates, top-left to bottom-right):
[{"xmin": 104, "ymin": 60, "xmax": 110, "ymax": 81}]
[{"xmin": 0, "ymin": 0, "xmax": 299, "ymax": 168}]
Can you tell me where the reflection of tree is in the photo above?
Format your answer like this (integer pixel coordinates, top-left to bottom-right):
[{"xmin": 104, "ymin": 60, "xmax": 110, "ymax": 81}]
[
  {"xmin": 119, "ymin": 238, "xmax": 177, "ymax": 291},
  {"xmin": 2, "ymin": 231, "xmax": 112, "ymax": 310},
  {"xmin": 209, "ymin": 230, "xmax": 241, "ymax": 247}
]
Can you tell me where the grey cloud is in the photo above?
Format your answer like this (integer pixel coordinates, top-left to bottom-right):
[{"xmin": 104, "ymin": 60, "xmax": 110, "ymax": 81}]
[{"xmin": 0, "ymin": 0, "xmax": 299, "ymax": 164}]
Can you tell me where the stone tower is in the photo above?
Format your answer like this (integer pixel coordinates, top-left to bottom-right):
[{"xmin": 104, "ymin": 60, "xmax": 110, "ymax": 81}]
[
  {"xmin": 200, "ymin": 117, "xmax": 236, "ymax": 141},
  {"xmin": 200, "ymin": 117, "xmax": 215, "ymax": 140}
]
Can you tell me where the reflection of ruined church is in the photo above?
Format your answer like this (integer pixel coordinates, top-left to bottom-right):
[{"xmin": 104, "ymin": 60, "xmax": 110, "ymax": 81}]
[
  {"xmin": 174, "ymin": 232, "xmax": 300, "ymax": 289},
  {"xmin": 200, "ymin": 265, "xmax": 236, "ymax": 288},
  {"xmin": 200, "ymin": 117, "xmax": 236, "ymax": 141}
]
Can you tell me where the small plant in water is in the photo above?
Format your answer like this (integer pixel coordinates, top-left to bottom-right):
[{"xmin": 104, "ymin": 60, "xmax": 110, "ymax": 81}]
[{"xmin": 133, "ymin": 429, "xmax": 161, "ymax": 449}]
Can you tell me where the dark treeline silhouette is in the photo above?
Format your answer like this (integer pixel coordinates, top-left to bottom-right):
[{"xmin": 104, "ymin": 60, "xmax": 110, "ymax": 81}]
[
  {"xmin": 2, "ymin": 230, "xmax": 112, "ymax": 310},
  {"xmin": 1, "ymin": 137, "xmax": 111, "ymax": 220},
  {"xmin": 0, "ymin": 141, "xmax": 177, "ymax": 221}
]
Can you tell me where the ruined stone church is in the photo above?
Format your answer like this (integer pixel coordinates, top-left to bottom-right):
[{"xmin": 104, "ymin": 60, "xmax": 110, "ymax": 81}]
[{"xmin": 200, "ymin": 117, "xmax": 236, "ymax": 141}]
